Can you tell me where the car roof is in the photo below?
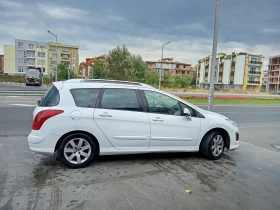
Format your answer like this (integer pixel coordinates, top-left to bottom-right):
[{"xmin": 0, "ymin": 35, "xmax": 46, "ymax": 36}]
[{"xmin": 56, "ymin": 79, "xmax": 155, "ymax": 89}]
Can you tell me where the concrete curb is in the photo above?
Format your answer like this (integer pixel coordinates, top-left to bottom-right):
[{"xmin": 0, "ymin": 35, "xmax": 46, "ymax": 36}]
[{"xmin": 0, "ymin": 82, "xmax": 49, "ymax": 88}]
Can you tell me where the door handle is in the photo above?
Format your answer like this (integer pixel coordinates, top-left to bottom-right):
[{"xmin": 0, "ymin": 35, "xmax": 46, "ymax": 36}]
[
  {"xmin": 152, "ymin": 117, "xmax": 163, "ymax": 122},
  {"xmin": 99, "ymin": 113, "xmax": 112, "ymax": 117}
]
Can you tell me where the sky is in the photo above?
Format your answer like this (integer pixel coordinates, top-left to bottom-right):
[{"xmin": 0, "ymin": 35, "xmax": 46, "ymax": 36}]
[{"xmin": 0, "ymin": 0, "xmax": 279, "ymax": 67}]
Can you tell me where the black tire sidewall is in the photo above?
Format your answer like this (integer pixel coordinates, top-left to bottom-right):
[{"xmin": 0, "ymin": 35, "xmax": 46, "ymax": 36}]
[
  {"xmin": 200, "ymin": 131, "xmax": 225, "ymax": 160},
  {"xmin": 59, "ymin": 133, "xmax": 97, "ymax": 168}
]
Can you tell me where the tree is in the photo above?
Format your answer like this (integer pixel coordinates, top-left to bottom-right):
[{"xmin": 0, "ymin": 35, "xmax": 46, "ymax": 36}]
[
  {"xmin": 191, "ymin": 72, "xmax": 197, "ymax": 85},
  {"xmin": 172, "ymin": 75, "xmax": 181, "ymax": 88},
  {"xmin": 162, "ymin": 72, "xmax": 172, "ymax": 88},
  {"xmin": 57, "ymin": 64, "xmax": 76, "ymax": 81},
  {"xmin": 106, "ymin": 45, "xmax": 135, "ymax": 81},
  {"xmin": 180, "ymin": 75, "xmax": 191, "ymax": 88},
  {"xmin": 144, "ymin": 69, "xmax": 159, "ymax": 86},
  {"xmin": 88, "ymin": 59, "xmax": 108, "ymax": 79},
  {"xmin": 131, "ymin": 55, "xmax": 148, "ymax": 83}
]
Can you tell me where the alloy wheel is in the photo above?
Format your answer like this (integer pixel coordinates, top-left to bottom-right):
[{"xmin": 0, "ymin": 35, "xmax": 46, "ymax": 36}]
[{"xmin": 211, "ymin": 135, "xmax": 224, "ymax": 156}]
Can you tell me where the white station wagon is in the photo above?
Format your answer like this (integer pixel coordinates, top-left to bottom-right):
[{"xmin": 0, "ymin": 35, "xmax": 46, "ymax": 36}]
[{"xmin": 28, "ymin": 79, "xmax": 239, "ymax": 168}]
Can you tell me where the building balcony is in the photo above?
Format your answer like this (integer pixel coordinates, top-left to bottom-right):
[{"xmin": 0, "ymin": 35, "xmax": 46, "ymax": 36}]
[
  {"xmin": 26, "ymin": 63, "xmax": 35, "ymax": 66},
  {"xmin": 248, "ymin": 81, "xmax": 260, "ymax": 84},
  {"xmin": 248, "ymin": 71, "xmax": 261, "ymax": 75},
  {"xmin": 270, "ymin": 68, "xmax": 280, "ymax": 72},
  {"xmin": 269, "ymin": 75, "xmax": 279, "ymax": 78},
  {"xmin": 61, "ymin": 51, "xmax": 70, "ymax": 54},
  {"xmin": 26, "ymin": 48, "xmax": 35, "ymax": 51},
  {"xmin": 249, "ymin": 61, "xmax": 262, "ymax": 65},
  {"xmin": 62, "ymin": 57, "xmax": 70, "ymax": 60},
  {"xmin": 26, "ymin": 55, "xmax": 35, "ymax": 59}
]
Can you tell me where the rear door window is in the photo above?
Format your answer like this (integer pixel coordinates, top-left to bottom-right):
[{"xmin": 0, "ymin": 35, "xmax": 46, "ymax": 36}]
[
  {"xmin": 70, "ymin": 88, "xmax": 101, "ymax": 108},
  {"xmin": 39, "ymin": 86, "xmax": 60, "ymax": 107},
  {"xmin": 100, "ymin": 88, "xmax": 140, "ymax": 111}
]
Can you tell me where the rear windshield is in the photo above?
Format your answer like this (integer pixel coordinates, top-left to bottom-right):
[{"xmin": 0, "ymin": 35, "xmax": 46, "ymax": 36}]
[
  {"xmin": 39, "ymin": 86, "xmax": 60, "ymax": 107},
  {"xmin": 26, "ymin": 69, "xmax": 40, "ymax": 78},
  {"xmin": 70, "ymin": 88, "xmax": 101, "ymax": 108}
]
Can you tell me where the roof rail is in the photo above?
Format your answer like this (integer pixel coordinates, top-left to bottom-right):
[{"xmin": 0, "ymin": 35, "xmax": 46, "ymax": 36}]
[{"xmin": 80, "ymin": 79, "xmax": 142, "ymax": 86}]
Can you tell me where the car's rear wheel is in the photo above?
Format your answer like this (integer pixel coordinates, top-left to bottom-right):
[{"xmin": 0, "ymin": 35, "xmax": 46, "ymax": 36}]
[
  {"xmin": 59, "ymin": 133, "xmax": 97, "ymax": 168},
  {"xmin": 199, "ymin": 131, "xmax": 225, "ymax": 160}
]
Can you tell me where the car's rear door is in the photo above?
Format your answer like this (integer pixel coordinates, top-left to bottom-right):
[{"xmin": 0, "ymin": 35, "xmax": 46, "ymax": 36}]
[{"xmin": 94, "ymin": 86, "xmax": 150, "ymax": 150}]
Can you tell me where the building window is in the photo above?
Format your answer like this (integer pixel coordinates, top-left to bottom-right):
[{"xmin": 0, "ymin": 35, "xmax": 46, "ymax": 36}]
[
  {"xmin": 17, "ymin": 50, "xmax": 24, "ymax": 56},
  {"xmin": 73, "ymin": 59, "xmax": 75, "ymax": 65},
  {"xmin": 18, "ymin": 66, "xmax": 24, "ymax": 72},
  {"xmin": 38, "ymin": 52, "xmax": 45, "ymax": 57},
  {"xmin": 230, "ymin": 76, "xmax": 234, "ymax": 81},
  {"xmin": 50, "ymin": 61, "xmax": 58, "ymax": 65},
  {"xmin": 39, "ymin": 45, "xmax": 45, "ymax": 48},
  {"xmin": 50, "ymin": 46, "xmax": 56, "ymax": 50},
  {"xmin": 18, "ymin": 58, "xmax": 24, "ymax": 63},
  {"xmin": 18, "ymin": 42, "xmax": 23, "ymax": 48},
  {"xmin": 37, "ymin": 60, "xmax": 45, "ymax": 65},
  {"xmin": 72, "ymin": 52, "xmax": 76, "ymax": 58},
  {"xmin": 62, "ymin": 47, "xmax": 69, "ymax": 52},
  {"xmin": 29, "ymin": 43, "xmax": 34, "ymax": 49},
  {"xmin": 51, "ymin": 53, "xmax": 58, "ymax": 58}
]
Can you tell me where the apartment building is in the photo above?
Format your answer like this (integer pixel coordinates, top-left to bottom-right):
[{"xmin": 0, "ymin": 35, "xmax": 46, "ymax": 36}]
[
  {"xmin": 196, "ymin": 52, "xmax": 263, "ymax": 90},
  {"xmin": 267, "ymin": 55, "xmax": 280, "ymax": 91},
  {"xmin": 3, "ymin": 39, "xmax": 79, "ymax": 75},
  {"xmin": 146, "ymin": 58, "xmax": 195, "ymax": 77},
  {"xmin": 80, "ymin": 55, "xmax": 107, "ymax": 78},
  {"xmin": 48, "ymin": 42, "xmax": 79, "ymax": 75},
  {"xmin": 0, "ymin": 55, "xmax": 3, "ymax": 74},
  {"xmin": 3, "ymin": 45, "xmax": 15, "ymax": 74},
  {"xmin": 262, "ymin": 69, "xmax": 268, "ymax": 90}
]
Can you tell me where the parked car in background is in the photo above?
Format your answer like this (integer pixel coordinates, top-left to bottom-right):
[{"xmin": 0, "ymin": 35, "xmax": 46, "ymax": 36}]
[{"xmin": 28, "ymin": 79, "xmax": 239, "ymax": 168}]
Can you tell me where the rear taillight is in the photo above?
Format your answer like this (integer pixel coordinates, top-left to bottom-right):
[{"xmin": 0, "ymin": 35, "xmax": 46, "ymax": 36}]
[{"xmin": 32, "ymin": 110, "xmax": 64, "ymax": 130}]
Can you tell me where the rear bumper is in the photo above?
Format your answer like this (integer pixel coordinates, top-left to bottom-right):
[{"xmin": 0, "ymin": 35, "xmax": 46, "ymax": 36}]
[{"xmin": 28, "ymin": 130, "xmax": 60, "ymax": 156}]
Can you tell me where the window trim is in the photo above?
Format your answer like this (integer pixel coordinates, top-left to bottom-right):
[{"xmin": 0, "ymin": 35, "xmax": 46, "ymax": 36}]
[
  {"xmin": 141, "ymin": 90, "xmax": 202, "ymax": 118},
  {"xmin": 96, "ymin": 88, "xmax": 144, "ymax": 112},
  {"xmin": 70, "ymin": 88, "xmax": 101, "ymax": 108},
  {"xmin": 141, "ymin": 90, "xmax": 183, "ymax": 117}
]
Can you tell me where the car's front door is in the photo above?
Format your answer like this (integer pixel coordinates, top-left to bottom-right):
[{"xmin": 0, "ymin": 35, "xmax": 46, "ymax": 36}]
[
  {"xmin": 142, "ymin": 90, "xmax": 201, "ymax": 150},
  {"xmin": 94, "ymin": 87, "xmax": 150, "ymax": 150}
]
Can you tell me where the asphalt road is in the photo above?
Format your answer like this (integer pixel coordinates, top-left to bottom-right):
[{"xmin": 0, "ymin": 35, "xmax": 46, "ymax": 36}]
[{"xmin": 0, "ymin": 83, "xmax": 48, "ymax": 91}]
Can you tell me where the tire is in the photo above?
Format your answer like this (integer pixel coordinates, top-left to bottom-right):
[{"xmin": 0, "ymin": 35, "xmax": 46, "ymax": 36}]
[
  {"xmin": 199, "ymin": 131, "xmax": 225, "ymax": 160},
  {"xmin": 59, "ymin": 133, "xmax": 98, "ymax": 168}
]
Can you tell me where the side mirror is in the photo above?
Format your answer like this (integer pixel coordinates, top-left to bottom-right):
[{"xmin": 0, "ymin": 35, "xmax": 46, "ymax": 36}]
[{"xmin": 183, "ymin": 108, "xmax": 191, "ymax": 119}]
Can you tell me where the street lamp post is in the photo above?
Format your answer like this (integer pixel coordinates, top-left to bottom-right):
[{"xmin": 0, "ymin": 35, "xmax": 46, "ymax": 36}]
[
  {"xmin": 47, "ymin": 30, "xmax": 58, "ymax": 81},
  {"xmin": 159, "ymin": 42, "xmax": 170, "ymax": 89},
  {"xmin": 40, "ymin": 47, "xmax": 44, "ymax": 84},
  {"xmin": 208, "ymin": 0, "xmax": 220, "ymax": 111}
]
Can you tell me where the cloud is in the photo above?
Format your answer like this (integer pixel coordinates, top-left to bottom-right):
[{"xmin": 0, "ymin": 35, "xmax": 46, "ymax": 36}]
[
  {"xmin": 261, "ymin": 28, "xmax": 280, "ymax": 34},
  {"xmin": 0, "ymin": 0, "xmax": 22, "ymax": 9},
  {"xmin": 37, "ymin": 3, "xmax": 87, "ymax": 20}
]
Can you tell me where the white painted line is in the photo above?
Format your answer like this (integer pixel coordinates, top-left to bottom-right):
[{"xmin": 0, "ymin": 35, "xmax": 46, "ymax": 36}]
[
  {"xmin": 10, "ymin": 104, "xmax": 36, "ymax": 107},
  {"xmin": 240, "ymin": 125, "xmax": 280, "ymax": 128},
  {"xmin": 5, "ymin": 96, "xmax": 20, "ymax": 98}
]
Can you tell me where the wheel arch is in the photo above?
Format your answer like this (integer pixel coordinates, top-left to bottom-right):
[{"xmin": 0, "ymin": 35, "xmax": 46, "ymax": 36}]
[
  {"xmin": 199, "ymin": 127, "xmax": 230, "ymax": 150},
  {"xmin": 54, "ymin": 130, "xmax": 100, "ymax": 155}
]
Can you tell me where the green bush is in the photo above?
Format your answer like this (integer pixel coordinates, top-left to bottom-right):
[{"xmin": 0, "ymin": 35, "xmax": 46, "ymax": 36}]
[{"xmin": 0, "ymin": 75, "xmax": 25, "ymax": 83}]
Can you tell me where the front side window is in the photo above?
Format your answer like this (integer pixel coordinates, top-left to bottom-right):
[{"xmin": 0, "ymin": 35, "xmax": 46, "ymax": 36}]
[
  {"xmin": 70, "ymin": 88, "xmax": 100, "ymax": 108},
  {"xmin": 39, "ymin": 86, "xmax": 60, "ymax": 107},
  {"xmin": 179, "ymin": 102, "xmax": 198, "ymax": 117},
  {"xmin": 100, "ymin": 89, "xmax": 140, "ymax": 111},
  {"xmin": 144, "ymin": 91, "xmax": 181, "ymax": 116}
]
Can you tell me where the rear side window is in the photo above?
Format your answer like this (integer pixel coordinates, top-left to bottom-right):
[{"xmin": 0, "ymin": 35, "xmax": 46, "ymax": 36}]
[
  {"xmin": 39, "ymin": 86, "xmax": 60, "ymax": 107},
  {"xmin": 70, "ymin": 88, "xmax": 100, "ymax": 108},
  {"xmin": 100, "ymin": 89, "xmax": 140, "ymax": 111}
]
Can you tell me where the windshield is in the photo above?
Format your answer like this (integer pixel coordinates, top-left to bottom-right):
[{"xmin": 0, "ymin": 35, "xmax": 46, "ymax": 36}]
[{"xmin": 26, "ymin": 69, "xmax": 40, "ymax": 78}]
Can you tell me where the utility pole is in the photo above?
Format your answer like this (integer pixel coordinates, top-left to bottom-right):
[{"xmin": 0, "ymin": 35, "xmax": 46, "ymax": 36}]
[
  {"xmin": 159, "ymin": 42, "xmax": 170, "ymax": 89},
  {"xmin": 47, "ymin": 30, "xmax": 58, "ymax": 81},
  {"xmin": 208, "ymin": 0, "xmax": 220, "ymax": 111}
]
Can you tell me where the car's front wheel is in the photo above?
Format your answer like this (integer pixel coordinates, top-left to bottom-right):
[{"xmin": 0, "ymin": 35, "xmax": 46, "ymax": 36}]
[
  {"xmin": 59, "ymin": 133, "xmax": 97, "ymax": 168},
  {"xmin": 199, "ymin": 131, "xmax": 225, "ymax": 160}
]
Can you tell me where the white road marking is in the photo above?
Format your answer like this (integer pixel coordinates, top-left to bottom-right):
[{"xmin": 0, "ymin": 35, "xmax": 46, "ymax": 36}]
[
  {"xmin": 10, "ymin": 104, "xmax": 36, "ymax": 107},
  {"xmin": 240, "ymin": 125, "xmax": 280, "ymax": 128},
  {"xmin": 5, "ymin": 96, "xmax": 20, "ymax": 98}
]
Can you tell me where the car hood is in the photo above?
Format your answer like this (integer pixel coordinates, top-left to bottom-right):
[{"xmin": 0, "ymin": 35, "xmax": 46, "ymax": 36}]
[{"xmin": 205, "ymin": 110, "xmax": 228, "ymax": 120}]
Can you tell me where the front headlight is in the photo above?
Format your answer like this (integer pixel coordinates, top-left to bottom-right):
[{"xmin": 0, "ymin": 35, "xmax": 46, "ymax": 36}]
[{"xmin": 225, "ymin": 119, "xmax": 238, "ymax": 127}]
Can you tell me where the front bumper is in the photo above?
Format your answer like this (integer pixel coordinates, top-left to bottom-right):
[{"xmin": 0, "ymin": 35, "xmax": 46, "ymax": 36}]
[
  {"xmin": 28, "ymin": 130, "xmax": 60, "ymax": 156},
  {"xmin": 228, "ymin": 128, "xmax": 239, "ymax": 151}
]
